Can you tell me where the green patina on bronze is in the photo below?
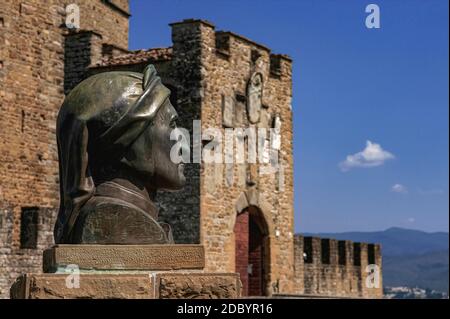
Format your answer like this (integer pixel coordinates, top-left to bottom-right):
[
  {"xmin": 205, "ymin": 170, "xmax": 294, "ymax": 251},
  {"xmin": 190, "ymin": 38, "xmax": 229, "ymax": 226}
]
[{"xmin": 55, "ymin": 65, "xmax": 185, "ymax": 244}]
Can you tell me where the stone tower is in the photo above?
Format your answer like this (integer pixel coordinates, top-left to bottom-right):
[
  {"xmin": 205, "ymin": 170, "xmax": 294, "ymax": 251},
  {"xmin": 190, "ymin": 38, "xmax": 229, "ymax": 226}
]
[
  {"xmin": 90, "ymin": 19, "xmax": 295, "ymax": 296},
  {"xmin": 0, "ymin": 3, "xmax": 382, "ymax": 298},
  {"xmin": 0, "ymin": 0, "xmax": 130, "ymax": 298}
]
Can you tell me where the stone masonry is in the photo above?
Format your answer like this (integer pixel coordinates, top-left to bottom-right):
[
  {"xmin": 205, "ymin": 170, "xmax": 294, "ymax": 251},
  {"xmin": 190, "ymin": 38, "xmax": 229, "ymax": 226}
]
[
  {"xmin": 0, "ymin": 0, "xmax": 130, "ymax": 298},
  {"xmin": 0, "ymin": 1, "xmax": 383, "ymax": 298},
  {"xmin": 89, "ymin": 19, "xmax": 295, "ymax": 296},
  {"xmin": 294, "ymin": 235, "xmax": 383, "ymax": 298}
]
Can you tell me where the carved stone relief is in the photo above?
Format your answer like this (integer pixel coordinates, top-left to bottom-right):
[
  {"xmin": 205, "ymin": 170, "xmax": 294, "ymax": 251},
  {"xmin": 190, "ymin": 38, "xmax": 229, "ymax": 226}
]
[{"xmin": 246, "ymin": 73, "xmax": 263, "ymax": 124}]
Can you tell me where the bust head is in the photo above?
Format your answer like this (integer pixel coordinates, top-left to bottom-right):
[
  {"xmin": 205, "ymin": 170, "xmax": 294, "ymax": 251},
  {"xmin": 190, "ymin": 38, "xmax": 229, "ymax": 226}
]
[
  {"xmin": 55, "ymin": 65, "xmax": 184, "ymax": 243},
  {"xmin": 116, "ymin": 95, "xmax": 185, "ymax": 191}
]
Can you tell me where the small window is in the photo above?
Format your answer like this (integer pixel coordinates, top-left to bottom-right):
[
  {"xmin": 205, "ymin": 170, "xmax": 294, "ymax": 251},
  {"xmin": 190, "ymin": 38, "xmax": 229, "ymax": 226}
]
[
  {"xmin": 321, "ymin": 239, "xmax": 330, "ymax": 264},
  {"xmin": 368, "ymin": 244, "xmax": 376, "ymax": 265},
  {"xmin": 251, "ymin": 49, "xmax": 261, "ymax": 64},
  {"xmin": 338, "ymin": 241, "xmax": 346, "ymax": 265},
  {"xmin": 270, "ymin": 55, "xmax": 282, "ymax": 76},
  {"xmin": 303, "ymin": 237, "xmax": 313, "ymax": 263},
  {"xmin": 353, "ymin": 243, "xmax": 361, "ymax": 266},
  {"xmin": 20, "ymin": 207, "xmax": 39, "ymax": 249}
]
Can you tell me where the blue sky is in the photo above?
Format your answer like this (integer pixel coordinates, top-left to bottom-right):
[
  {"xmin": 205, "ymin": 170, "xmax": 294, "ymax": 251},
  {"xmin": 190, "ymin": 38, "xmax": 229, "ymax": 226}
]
[{"xmin": 128, "ymin": 0, "xmax": 449, "ymax": 233}]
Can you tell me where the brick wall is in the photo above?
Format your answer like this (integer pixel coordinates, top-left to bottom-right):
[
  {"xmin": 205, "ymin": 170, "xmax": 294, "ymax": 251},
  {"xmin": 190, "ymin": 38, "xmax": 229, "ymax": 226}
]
[
  {"xmin": 0, "ymin": 0, "xmax": 130, "ymax": 298},
  {"xmin": 0, "ymin": 206, "xmax": 55, "ymax": 297},
  {"xmin": 64, "ymin": 30, "xmax": 103, "ymax": 93},
  {"xmin": 0, "ymin": 3, "xmax": 383, "ymax": 299}
]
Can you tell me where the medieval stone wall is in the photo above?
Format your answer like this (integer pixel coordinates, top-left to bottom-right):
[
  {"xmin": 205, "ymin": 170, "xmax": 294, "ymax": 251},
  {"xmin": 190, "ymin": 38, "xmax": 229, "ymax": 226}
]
[
  {"xmin": 0, "ymin": 0, "xmax": 129, "ymax": 298},
  {"xmin": 294, "ymin": 235, "xmax": 383, "ymax": 298},
  {"xmin": 0, "ymin": 206, "xmax": 55, "ymax": 297},
  {"xmin": 0, "ymin": 2, "xmax": 383, "ymax": 299},
  {"xmin": 181, "ymin": 20, "xmax": 295, "ymax": 295},
  {"xmin": 86, "ymin": 19, "xmax": 295, "ymax": 295}
]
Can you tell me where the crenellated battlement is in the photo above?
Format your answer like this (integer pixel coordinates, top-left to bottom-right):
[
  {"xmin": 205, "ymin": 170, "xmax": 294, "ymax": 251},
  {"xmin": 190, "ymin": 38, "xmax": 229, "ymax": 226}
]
[
  {"xmin": 296, "ymin": 235, "xmax": 381, "ymax": 268},
  {"xmin": 168, "ymin": 19, "xmax": 292, "ymax": 79},
  {"xmin": 0, "ymin": 1, "xmax": 383, "ymax": 297},
  {"xmin": 93, "ymin": 19, "xmax": 292, "ymax": 82},
  {"xmin": 213, "ymin": 30, "xmax": 292, "ymax": 79},
  {"xmin": 294, "ymin": 235, "xmax": 383, "ymax": 298}
]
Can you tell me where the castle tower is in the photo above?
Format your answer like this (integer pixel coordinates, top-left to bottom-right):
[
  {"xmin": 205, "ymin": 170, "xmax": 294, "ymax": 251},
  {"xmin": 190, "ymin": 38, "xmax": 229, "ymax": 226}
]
[
  {"xmin": 1, "ymin": 5, "xmax": 381, "ymax": 298},
  {"xmin": 90, "ymin": 19, "xmax": 295, "ymax": 296},
  {"xmin": 0, "ymin": 0, "xmax": 130, "ymax": 298}
]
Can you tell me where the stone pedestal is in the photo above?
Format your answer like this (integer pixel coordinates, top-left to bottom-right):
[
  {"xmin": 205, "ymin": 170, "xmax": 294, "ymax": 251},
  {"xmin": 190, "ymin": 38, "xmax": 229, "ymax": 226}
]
[
  {"xmin": 43, "ymin": 244, "xmax": 205, "ymax": 272},
  {"xmin": 10, "ymin": 245, "xmax": 241, "ymax": 299}
]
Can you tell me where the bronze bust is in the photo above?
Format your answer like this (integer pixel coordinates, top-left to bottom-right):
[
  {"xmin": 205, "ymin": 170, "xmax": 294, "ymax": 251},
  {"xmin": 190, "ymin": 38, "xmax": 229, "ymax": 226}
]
[{"xmin": 54, "ymin": 65, "xmax": 185, "ymax": 245}]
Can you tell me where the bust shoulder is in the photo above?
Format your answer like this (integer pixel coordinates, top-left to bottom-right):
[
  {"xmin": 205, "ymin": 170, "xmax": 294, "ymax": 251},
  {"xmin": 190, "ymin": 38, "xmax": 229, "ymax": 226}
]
[{"xmin": 70, "ymin": 196, "xmax": 171, "ymax": 244}]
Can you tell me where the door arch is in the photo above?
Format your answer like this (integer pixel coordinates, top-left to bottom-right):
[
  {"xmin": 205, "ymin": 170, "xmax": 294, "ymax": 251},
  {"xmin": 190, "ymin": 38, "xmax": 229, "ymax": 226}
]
[{"xmin": 234, "ymin": 206, "xmax": 269, "ymax": 296}]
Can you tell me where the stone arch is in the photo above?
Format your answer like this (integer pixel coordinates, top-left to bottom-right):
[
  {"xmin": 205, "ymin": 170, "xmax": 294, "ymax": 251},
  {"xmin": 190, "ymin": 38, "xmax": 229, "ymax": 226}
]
[
  {"xmin": 232, "ymin": 189, "xmax": 273, "ymax": 296},
  {"xmin": 231, "ymin": 189, "xmax": 273, "ymax": 235}
]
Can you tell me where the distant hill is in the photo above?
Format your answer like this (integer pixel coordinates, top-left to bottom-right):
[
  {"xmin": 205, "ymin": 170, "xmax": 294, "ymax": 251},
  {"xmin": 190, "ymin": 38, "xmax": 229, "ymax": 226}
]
[
  {"xmin": 383, "ymin": 250, "xmax": 449, "ymax": 293},
  {"xmin": 301, "ymin": 227, "xmax": 449, "ymax": 293},
  {"xmin": 303, "ymin": 227, "xmax": 449, "ymax": 256}
]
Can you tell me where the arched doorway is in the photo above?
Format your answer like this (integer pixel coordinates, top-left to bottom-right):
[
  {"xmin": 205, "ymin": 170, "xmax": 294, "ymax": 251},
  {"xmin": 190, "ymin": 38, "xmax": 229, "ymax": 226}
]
[{"xmin": 234, "ymin": 206, "xmax": 269, "ymax": 296}]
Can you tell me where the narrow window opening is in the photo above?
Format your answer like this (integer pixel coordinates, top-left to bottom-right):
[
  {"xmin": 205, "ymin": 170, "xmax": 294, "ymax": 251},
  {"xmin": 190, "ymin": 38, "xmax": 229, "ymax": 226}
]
[
  {"xmin": 321, "ymin": 239, "xmax": 330, "ymax": 264},
  {"xmin": 353, "ymin": 243, "xmax": 361, "ymax": 266},
  {"xmin": 20, "ymin": 207, "xmax": 39, "ymax": 249},
  {"xmin": 338, "ymin": 241, "xmax": 346, "ymax": 265},
  {"xmin": 303, "ymin": 237, "xmax": 313, "ymax": 263}
]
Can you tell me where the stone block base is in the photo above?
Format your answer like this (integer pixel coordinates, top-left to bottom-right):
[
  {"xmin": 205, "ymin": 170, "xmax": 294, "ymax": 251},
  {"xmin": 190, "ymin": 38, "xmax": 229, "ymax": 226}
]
[
  {"xmin": 10, "ymin": 272, "xmax": 241, "ymax": 299},
  {"xmin": 43, "ymin": 244, "xmax": 205, "ymax": 272}
]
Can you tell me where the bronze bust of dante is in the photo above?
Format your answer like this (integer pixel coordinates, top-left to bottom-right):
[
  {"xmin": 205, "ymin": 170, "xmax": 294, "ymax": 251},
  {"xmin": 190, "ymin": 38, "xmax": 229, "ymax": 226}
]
[{"xmin": 54, "ymin": 65, "xmax": 185, "ymax": 245}]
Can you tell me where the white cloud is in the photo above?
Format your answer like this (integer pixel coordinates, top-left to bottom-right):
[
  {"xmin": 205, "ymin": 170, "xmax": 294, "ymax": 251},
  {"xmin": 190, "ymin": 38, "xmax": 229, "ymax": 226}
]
[
  {"xmin": 407, "ymin": 217, "xmax": 415, "ymax": 223},
  {"xmin": 391, "ymin": 184, "xmax": 408, "ymax": 194},
  {"xmin": 339, "ymin": 140, "xmax": 395, "ymax": 172}
]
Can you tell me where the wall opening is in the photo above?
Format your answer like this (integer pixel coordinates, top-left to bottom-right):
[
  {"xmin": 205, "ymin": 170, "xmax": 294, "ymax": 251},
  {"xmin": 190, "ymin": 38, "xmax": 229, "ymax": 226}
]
[
  {"xmin": 353, "ymin": 243, "xmax": 361, "ymax": 266},
  {"xmin": 248, "ymin": 214, "xmax": 263, "ymax": 296},
  {"xmin": 368, "ymin": 244, "xmax": 375, "ymax": 265},
  {"xmin": 303, "ymin": 237, "xmax": 313, "ymax": 263},
  {"xmin": 21, "ymin": 110, "xmax": 25, "ymax": 133},
  {"xmin": 321, "ymin": 238, "xmax": 330, "ymax": 264},
  {"xmin": 270, "ymin": 55, "xmax": 282, "ymax": 77},
  {"xmin": 234, "ymin": 206, "xmax": 269, "ymax": 296},
  {"xmin": 338, "ymin": 240, "xmax": 346, "ymax": 265},
  {"xmin": 20, "ymin": 207, "xmax": 39, "ymax": 249}
]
